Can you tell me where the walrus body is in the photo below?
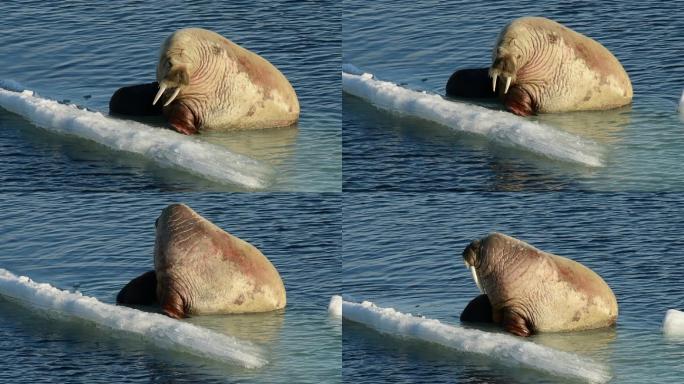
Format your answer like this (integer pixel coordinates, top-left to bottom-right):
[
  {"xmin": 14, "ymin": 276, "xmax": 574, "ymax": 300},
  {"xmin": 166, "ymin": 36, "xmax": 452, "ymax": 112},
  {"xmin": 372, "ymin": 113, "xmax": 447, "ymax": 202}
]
[
  {"xmin": 117, "ymin": 203, "xmax": 286, "ymax": 318},
  {"xmin": 461, "ymin": 233, "xmax": 618, "ymax": 336},
  {"xmin": 446, "ymin": 17, "xmax": 632, "ymax": 116},
  {"xmin": 110, "ymin": 28, "xmax": 299, "ymax": 134}
]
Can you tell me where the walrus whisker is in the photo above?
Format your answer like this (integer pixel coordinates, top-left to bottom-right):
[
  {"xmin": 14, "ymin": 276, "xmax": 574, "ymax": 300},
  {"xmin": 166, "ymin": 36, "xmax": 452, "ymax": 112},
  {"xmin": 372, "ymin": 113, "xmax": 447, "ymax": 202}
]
[{"xmin": 152, "ymin": 83, "xmax": 167, "ymax": 105}]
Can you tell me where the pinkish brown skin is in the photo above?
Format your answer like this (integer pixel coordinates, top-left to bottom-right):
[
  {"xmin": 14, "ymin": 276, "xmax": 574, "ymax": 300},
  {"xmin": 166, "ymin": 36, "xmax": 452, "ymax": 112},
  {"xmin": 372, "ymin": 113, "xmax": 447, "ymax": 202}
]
[
  {"xmin": 154, "ymin": 204, "xmax": 286, "ymax": 318},
  {"xmin": 490, "ymin": 17, "xmax": 632, "ymax": 116},
  {"xmin": 156, "ymin": 28, "xmax": 300, "ymax": 134},
  {"xmin": 462, "ymin": 232, "xmax": 618, "ymax": 337}
]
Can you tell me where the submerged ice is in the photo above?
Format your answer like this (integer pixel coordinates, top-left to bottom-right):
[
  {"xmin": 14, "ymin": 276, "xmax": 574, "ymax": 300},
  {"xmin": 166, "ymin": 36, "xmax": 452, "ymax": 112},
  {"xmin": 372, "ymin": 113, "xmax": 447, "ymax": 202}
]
[
  {"xmin": 0, "ymin": 85, "xmax": 275, "ymax": 189},
  {"xmin": 342, "ymin": 65, "xmax": 604, "ymax": 167},
  {"xmin": 342, "ymin": 298, "xmax": 611, "ymax": 384},
  {"xmin": 0, "ymin": 268, "xmax": 266, "ymax": 368}
]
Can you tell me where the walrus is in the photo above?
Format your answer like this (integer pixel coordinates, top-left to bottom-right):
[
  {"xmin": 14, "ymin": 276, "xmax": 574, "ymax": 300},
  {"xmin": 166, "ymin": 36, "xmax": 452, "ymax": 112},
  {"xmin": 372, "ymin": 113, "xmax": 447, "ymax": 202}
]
[
  {"xmin": 445, "ymin": 68, "xmax": 497, "ymax": 99},
  {"xmin": 460, "ymin": 233, "xmax": 618, "ymax": 336},
  {"xmin": 109, "ymin": 82, "xmax": 164, "ymax": 117},
  {"xmin": 446, "ymin": 17, "xmax": 632, "ymax": 116},
  {"xmin": 109, "ymin": 28, "xmax": 300, "ymax": 134},
  {"xmin": 117, "ymin": 203, "xmax": 286, "ymax": 318}
]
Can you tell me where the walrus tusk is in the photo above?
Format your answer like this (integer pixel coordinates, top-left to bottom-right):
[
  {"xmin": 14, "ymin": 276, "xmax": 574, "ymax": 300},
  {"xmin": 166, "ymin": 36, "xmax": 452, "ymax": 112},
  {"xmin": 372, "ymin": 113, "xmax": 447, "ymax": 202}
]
[
  {"xmin": 153, "ymin": 83, "xmax": 167, "ymax": 105},
  {"xmin": 504, "ymin": 76, "xmax": 512, "ymax": 94},
  {"xmin": 470, "ymin": 265, "xmax": 484, "ymax": 294},
  {"xmin": 164, "ymin": 87, "xmax": 181, "ymax": 107},
  {"xmin": 492, "ymin": 73, "xmax": 498, "ymax": 92}
]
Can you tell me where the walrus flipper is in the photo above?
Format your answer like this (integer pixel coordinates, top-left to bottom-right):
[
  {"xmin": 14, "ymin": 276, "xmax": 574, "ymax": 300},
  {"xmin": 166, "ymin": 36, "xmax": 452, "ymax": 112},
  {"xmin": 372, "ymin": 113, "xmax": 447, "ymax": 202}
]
[
  {"xmin": 460, "ymin": 294, "xmax": 494, "ymax": 323},
  {"xmin": 502, "ymin": 307, "xmax": 533, "ymax": 337},
  {"xmin": 116, "ymin": 270, "xmax": 157, "ymax": 305},
  {"xmin": 109, "ymin": 82, "xmax": 164, "ymax": 116},
  {"xmin": 446, "ymin": 68, "xmax": 497, "ymax": 99}
]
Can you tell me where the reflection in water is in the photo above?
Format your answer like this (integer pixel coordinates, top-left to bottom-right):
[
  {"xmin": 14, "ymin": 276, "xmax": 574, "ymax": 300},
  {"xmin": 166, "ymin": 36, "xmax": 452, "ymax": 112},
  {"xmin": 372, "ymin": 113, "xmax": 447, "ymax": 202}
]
[
  {"xmin": 345, "ymin": 321, "xmax": 562, "ymax": 384},
  {"xmin": 344, "ymin": 95, "xmax": 596, "ymax": 191},
  {"xmin": 187, "ymin": 310, "xmax": 285, "ymax": 346},
  {"xmin": 532, "ymin": 328, "xmax": 616, "ymax": 360},
  {"xmin": 202, "ymin": 126, "xmax": 299, "ymax": 166},
  {"xmin": 107, "ymin": 112, "xmax": 299, "ymax": 166},
  {"xmin": 446, "ymin": 95, "xmax": 633, "ymax": 144},
  {"xmin": 532, "ymin": 107, "xmax": 632, "ymax": 144}
]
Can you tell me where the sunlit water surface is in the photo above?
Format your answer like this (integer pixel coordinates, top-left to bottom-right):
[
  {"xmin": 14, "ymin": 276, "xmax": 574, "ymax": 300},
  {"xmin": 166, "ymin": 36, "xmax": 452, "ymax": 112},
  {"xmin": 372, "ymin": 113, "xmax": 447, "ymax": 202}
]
[
  {"xmin": 343, "ymin": 1, "xmax": 684, "ymax": 191},
  {"xmin": 343, "ymin": 193, "xmax": 684, "ymax": 383},
  {"xmin": 0, "ymin": 1, "xmax": 341, "ymax": 192},
  {"xmin": 0, "ymin": 193, "xmax": 341, "ymax": 383}
]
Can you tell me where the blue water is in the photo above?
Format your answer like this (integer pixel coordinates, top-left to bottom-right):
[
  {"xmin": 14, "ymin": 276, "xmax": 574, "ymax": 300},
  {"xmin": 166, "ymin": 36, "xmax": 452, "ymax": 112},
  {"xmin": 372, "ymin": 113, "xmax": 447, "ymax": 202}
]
[
  {"xmin": 342, "ymin": 193, "xmax": 684, "ymax": 383},
  {"xmin": 0, "ymin": 193, "xmax": 341, "ymax": 383},
  {"xmin": 0, "ymin": 1, "xmax": 341, "ymax": 192},
  {"xmin": 343, "ymin": 1, "xmax": 684, "ymax": 191}
]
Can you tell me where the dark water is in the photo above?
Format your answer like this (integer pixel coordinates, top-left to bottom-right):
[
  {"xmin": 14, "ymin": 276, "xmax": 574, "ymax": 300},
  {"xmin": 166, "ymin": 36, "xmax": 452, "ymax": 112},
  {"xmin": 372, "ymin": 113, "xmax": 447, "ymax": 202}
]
[
  {"xmin": 0, "ymin": 1, "xmax": 341, "ymax": 192},
  {"xmin": 342, "ymin": 193, "xmax": 684, "ymax": 383},
  {"xmin": 0, "ymin": 193, "xmax": 341, "ymax": 383},
  {"xmin": 343, "ymin": 1, "xmax": 684, "ymax": 191}
]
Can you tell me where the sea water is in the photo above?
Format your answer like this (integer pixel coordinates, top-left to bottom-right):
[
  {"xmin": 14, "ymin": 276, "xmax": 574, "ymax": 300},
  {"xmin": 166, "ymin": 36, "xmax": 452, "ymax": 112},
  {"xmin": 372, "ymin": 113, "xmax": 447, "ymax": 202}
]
[
  {"xmin": 343, "ymin": 1, "xmax": 684, "ymax": 191},
  {"xmin": 342, "ymin": 193, "xmax": 684, "ymax": 383},
  {"xmin": 0, "ymin": 193, "xmax": 341, "ymax": 383},
  {"xmin": 0, "ymin": 1, "xmax": 341, "ymax": 192}
]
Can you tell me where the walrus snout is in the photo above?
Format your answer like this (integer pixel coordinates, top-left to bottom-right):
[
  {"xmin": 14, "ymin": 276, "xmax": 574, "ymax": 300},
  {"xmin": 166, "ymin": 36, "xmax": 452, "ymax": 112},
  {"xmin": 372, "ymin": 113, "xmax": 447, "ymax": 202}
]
[
  {"xmin": 153, "ymin": 65, "xmax": 190, "ymax": 107},
  {"xmin": 462, "ymin": 239, "xmax": 486, "ymax": 294},
  {"xmin": 489, "ymin": 55, "xmax": 518, "ymax": 95},
  {"xmin": 462, "ymin": 239, "xmax": 481, "ymax": 267}
]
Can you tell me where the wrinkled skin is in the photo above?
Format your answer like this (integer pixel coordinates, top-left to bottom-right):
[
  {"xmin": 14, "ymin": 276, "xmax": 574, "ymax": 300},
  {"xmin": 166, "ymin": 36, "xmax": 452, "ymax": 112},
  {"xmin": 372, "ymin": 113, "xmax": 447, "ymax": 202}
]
[
  {"xmin": 109, "ymin": 28, "xmax": 299, "ymax": 134},
  {"xmin": 461, "ymin": 232, "xmax": 618, "ymax": 337},
  {"xmin": 117, "ymin": 203, "xmax": 286, "ymax": 318},
  {"xmin": 446, "ymin": 17, "xmax": 632, "ymax": 116}
]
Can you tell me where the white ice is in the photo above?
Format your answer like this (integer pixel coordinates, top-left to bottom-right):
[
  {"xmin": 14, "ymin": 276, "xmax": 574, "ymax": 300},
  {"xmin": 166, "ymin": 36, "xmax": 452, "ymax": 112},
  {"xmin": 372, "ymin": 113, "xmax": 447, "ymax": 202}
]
[
  {"xmin": 663, "ymin": 309, "xmax": 684, "ymax": 336},
  {"xmin": 328, "ymin": 295, "xmax": 342, "ymax": 318},
  {"xmin": 0, "ymin": 85, "xmax": 275, "ymax": 189},
  {"xmin": 342, "ymin": 298, "xmax": 611, "ymax": 384},
  {"xmin": 342, "ymin": 64, "xmax": 604, "ymax": 167},
  {"xmin": 0, "ymin": 268, "xmax": 266, "ymax": 368}
]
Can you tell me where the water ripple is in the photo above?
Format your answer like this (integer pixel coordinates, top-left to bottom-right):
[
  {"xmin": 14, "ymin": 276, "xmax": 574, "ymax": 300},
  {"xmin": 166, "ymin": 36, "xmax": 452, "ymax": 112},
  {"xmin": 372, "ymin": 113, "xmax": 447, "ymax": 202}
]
[
  {"xmin": 0, "ymin": 1, "xmax": 341, "ymax": 192},
  {"xmin": 343, "ymin": 192, "xmax": 684, "ymax": 383}
]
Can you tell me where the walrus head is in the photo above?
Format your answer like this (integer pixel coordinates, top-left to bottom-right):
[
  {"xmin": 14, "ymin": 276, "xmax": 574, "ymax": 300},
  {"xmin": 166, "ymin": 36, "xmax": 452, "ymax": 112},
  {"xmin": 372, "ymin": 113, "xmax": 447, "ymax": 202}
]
[
  {"xmin": 152, "ymin": 29, "xmax": 212, "ymax": 135},
  {"xmin": 488, "ymin": 21, "xmax": 540, "ymax": 116},
  {"xmin": 461, "ymin": 232, "xmax": 526, "ymax": 296}
]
